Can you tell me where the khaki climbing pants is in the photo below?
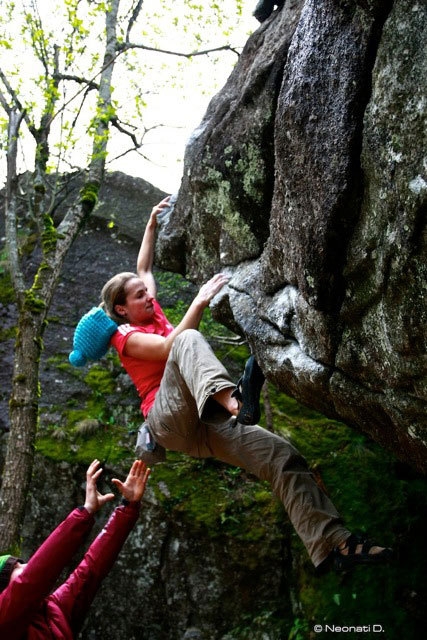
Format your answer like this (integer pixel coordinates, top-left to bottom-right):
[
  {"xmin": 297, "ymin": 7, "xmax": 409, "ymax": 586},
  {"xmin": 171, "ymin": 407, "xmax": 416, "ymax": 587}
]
[{"xmin": 148, "ymin": 329, "xmax": 350, "ymax": 566}]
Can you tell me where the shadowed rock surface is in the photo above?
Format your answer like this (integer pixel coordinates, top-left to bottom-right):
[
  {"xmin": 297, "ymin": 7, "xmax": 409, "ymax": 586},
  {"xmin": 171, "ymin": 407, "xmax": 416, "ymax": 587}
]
[{"xmin": 155, "ymin": 0, "xmax": 427, "ymax": 474}]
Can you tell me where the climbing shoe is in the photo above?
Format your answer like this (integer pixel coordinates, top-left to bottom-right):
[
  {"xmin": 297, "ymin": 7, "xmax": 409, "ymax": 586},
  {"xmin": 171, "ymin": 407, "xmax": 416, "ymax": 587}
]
[
  {"xmin": 232, "ymin": 355, "xmax": 265, "ymax": 425},
  {"xmin": 333, "ymin": 533, "xmax": 393, "ymax": 571}
]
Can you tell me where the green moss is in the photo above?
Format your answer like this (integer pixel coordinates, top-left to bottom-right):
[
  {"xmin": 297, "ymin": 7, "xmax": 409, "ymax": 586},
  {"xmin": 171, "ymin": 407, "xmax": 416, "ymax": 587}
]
[
  {"xmin": 33, "ymin": 336, "xmax": 44, "ymax": 353},
  {"xmin": 235, "ymin": 142, "xmax": 266, "ymax": 204},
  {"xmin": 150, "ymin": 455, "xmax": 283, "ymax": 543},
  {"xmin": 46, "ymin": 354, "xmax": 79, "ymax": 374},
  {"xmin": 84, "ymin": 365, "xmax": 115, "ymax": 395},
  {"xmin": 9, "ymin": 397, "xmax": 38, "ymax": 410},
  {"xmin": 33, "ymin": 262, "xmax": 51, "ymax": 291},
  {"xmin": 0, "ymin": 326, "xmax": 16, "ymax": 341},
  {"xmin": 0, "ymin": 268, "xmax": 14, "ymax": 303},
  {"xmin": 80, "ymin": 181, "xmax": 99, "ymax": 208},
  {"xmin": 36, "ymin": 423, "xmax": 131, "ymax": 466},
  {"xmin": 14, "ymin": 373, "xmax": 27, "ymax": 384},
  {"xmin": 23, "ymin": 288, "xmax": 46, "ymax": 313},
  {"xmin": 198, "ymin": 163, "xmax": 259, "ymax": 259},
  {"xmin": 66, "ymin": 398, "xmax": 107, "ymax": 428},
  {"xmin": 41, "ymin": 214, "xmax": 58, "ymax": 253}
]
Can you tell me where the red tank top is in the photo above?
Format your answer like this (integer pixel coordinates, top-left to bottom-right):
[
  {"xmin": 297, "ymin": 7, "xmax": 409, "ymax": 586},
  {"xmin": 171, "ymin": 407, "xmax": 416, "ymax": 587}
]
[{"xmin": 110, "ymin": 300, "xmax": 174, "ymax": 416}]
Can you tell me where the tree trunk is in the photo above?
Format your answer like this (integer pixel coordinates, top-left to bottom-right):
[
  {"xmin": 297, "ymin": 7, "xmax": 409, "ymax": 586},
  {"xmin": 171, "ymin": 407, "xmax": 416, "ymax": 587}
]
[
  {"xmin": 0, "ymin": 0, "xmax": 123, "ymax": 550},
  {"xmin": 0, "ymin": 309, "xmax": 44, "ymax": 550}
]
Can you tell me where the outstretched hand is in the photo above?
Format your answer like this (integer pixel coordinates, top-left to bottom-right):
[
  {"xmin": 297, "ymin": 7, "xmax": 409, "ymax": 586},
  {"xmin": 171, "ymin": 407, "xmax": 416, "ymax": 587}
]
[
  {"xmin": 111, "ymin": 460, "xmax": 151, "ymax": 503},
  {"xmin": 84, "ymin": 459, "xmax": 115, "ymax": 514},
  {"xmin": 147, "ymin": 195, "xmax": 172, "ymax": 228},
  {"xmin": 195, "ymin": 273, "xmax": 229, "ymax": 307}
]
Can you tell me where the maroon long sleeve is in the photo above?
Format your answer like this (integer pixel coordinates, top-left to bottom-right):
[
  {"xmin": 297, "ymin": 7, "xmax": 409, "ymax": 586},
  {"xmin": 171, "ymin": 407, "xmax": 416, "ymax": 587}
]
[
  {"xmin": 50, "ymin": 501, "xmax": 140, "ymax": 635},
  {"xmin": 0, "ymin": 502, "xmax": 140, "ymax": 639}
]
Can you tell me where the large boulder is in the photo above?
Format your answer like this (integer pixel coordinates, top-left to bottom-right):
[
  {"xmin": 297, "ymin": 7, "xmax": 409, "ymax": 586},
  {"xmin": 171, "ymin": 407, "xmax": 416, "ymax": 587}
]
[{"xmin": 155, "ymin": 0, "xmax": 427, "ymax": 473}]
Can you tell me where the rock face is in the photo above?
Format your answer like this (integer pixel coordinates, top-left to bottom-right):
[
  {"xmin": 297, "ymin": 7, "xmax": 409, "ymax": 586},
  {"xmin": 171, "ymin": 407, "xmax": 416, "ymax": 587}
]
[{"xmin": 155, "ymin": 0, "xmax": 427, "ymax": 473}]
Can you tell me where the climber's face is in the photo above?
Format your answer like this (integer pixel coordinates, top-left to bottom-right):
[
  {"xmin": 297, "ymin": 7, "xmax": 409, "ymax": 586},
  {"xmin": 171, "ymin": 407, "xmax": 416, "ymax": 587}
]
[{"xmin": 114, "ymin": 277, "xmax": 155, "ymax": 324}]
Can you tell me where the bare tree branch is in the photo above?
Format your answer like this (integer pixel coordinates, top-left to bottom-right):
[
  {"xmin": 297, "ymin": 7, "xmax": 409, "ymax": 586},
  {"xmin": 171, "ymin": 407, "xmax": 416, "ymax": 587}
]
[
  {"xmin": 86, "ymin": 0, "xmax": 120, "ymax": 188},
  {"xmin": 28, "ymin": 0, "xmax": 50, "ymax": 74},
  {"xmin": 0, "ymin": 68, "xmax": 35, "ymax": 135},
  {"xmin": 5, "ymin": 109, "xmax": 26, "ymax": 298},
  {"xmin": 110, "ymin": 116, "xmax": 141, "ymax": 147},
  {"xmin": 121, "ymin": 42, "xmax": 241, "ymax": 58},
  {"xmin": 53, "ymin": 73, "xmax": 99, "ymax": 90},
  {"xmin": 0, "ymin": 86, "xmax": 11, "ymax": 115},
  {"xmin": 110, "ymin": 129, "xmax": 162, "ymax": 165},
  {"xmin": 125, "ymin": 0, "xmax": 144, "ymax": 44},
  {"xmin": 107, "ymin": 145, "xmax": 146, "ymax": 164}
]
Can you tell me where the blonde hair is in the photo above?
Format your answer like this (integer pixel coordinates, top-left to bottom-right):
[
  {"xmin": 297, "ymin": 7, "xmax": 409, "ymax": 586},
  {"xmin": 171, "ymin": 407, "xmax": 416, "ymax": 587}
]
[{"xmin": 100, "ymin": 272, "xmax": 138, "ymax": 324}]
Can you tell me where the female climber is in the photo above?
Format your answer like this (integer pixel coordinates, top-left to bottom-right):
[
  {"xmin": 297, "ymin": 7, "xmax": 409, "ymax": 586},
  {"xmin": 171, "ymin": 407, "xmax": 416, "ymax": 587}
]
[{"xmin": 95, "ymin": 196, "xmax": 392, "ymax": 572}]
